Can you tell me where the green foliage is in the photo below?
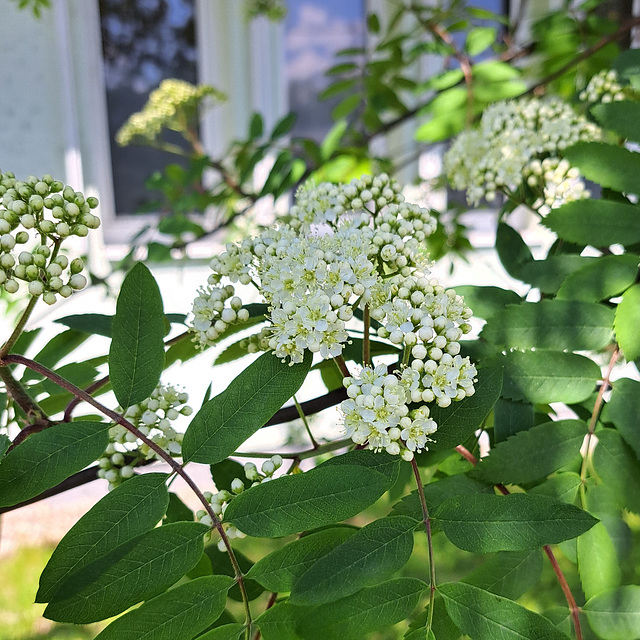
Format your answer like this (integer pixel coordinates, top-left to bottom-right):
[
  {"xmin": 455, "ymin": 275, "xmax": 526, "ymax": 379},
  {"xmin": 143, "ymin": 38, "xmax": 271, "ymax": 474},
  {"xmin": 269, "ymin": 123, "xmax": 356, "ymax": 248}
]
[
  {"xmin": 225, "ymin": 464, "xmax": 389, "ymax": 537},
  {"xmin": 182, "ymin": 351, "xmax": 312, "ymax": 464},
  {"xmin": 439, "ymin": 582, "xmax": 568, "ymax": 640},
  {"xmin": 289, "ymin": 516, "xmax": 417, "ymax": 605},
  {"xmin": 0, "ymin": 421, "xmax": 109, "ymax": 508},
  {"xmin": 44, "ymin": 522, "xmax": 208, "ymax": 623},
  {"xmin": 109, "ymin": 263, "xmax": 165, "ymax": 409},
  {"xmin": 614, "ymin": 283, "xmax": 640, "ymax": 362},
  {"xmin": 37, "ymin": 473, "xmax": 170, "ymax": 602},
  {"xmin": 584, "ymin": 586, "xmax": 640, "ymax": 640},
  {"xmin": 93, "ymin": 575, "xmax": 234, "ymax": 640},
  {"xmin": 471, "ymin": 420, "xmax": 585, "ymax": 484},
  {"xmin": 434, "ymin": 493, "xmax": 597, "ymax": 552}
]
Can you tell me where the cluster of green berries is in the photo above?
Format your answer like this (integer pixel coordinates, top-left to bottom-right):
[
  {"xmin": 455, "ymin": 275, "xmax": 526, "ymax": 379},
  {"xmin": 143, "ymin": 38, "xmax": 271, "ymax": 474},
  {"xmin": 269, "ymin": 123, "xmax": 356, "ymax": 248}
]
[
  {"xmin": 97, "ymin": 384, "xmax": 192, "ymax": 490},
  {"xmin": 0, "ymin": 170, "xmax": 99, "ymax": 302},
  {"xmin": 198, "ymin": 455, "xmax": 284, "ymax": 550}
]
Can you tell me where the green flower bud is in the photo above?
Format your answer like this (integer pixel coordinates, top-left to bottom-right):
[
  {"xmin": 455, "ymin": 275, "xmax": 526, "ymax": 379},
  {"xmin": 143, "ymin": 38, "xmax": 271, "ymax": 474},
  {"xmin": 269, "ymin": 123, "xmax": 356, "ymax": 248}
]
[
  {"xmin": 25, "ymin": 264, "xmax": 39, "ymax": 280},
  {"xmin": 28, "ymin": 280, "xmax": 44, "ymax": 296},
  {"xmin": 40, "ymin": 220, "xmax": 55, "ymax": 234},
  {"xmin": 43, "ymin": 291, "xmax": 56, "ymax": 305},
  {"xmin": 35, "ymin": 181, "xmax": 49, "ymax": 196},
  {"xmin": 58, "ymin": 284, "xmax": 72, "ymax": 298},
  {"xmin": 65, "ymin": 203, "xmax": 80, "ymax": 217},
  {"xmin": 69, "ymin": 273, "xmax": 87, "ymax": 290},
  {"xmin": 4, "ymin": 279, "xmax": 19, "ymax": 294},
  {"xmin": 63, "ymin": 186, "xmax": 76, "ymax": 202},
  {"xmin": 70, "ymin": 257, "xmax": 84, "ymax": 274},
  {"xmin": 74, "ymin": 224, "xmax": 88, "ymax": 237},
  {"xmin": 18, "ymin": 251, "xmax": 33, "ymax": 265},
  {"xmin": 43, "ymin": 197, "xmax": 53, "ymax": 208},
  {"xmin": 32, "ymin": 254, "xmax": 46, "ymax": 268},
  {"xmin": 55, "ymin": 255, "xmax": 69, "ymax": 269},
  {"xmin": 50, "ymin": 181, "xmax": 64, "ymax": 192},
  {"xmin": 48, "ymin": 276, "xmax": 63, "ymax": 290},
  {"xmin": 52, "ymin": 206, "xmax": 65, "ymax": 219},
  {"xmin": 20, "ymin": 214, "xmax": 35, "ymax": 228},
  {"xmin": 0, "ymin": 234, "xmax": 15, "ymax": 250},
  {"xmin": 42, "ymin": 174, "xmax": 53, "ymax": 185},
  {"xmin": 29, "ymin": 195, "xmax": 44, "ymax": 211},
  {"xmin": 55, "ymin": 222, "xmax": 70, "ymax": 237},
  {"xmin": 87, "ymin": 196, "xmax": 99, "ymax": 209},
  {"xmin": 0, "ymin": 271, "xmax": 6, "ymax": 284},
  {"xmin": 10, "ymin": 200, "xmax": 27, "ymax": 215},
  {"xmin": 0, "ymin": 254, "xmax": 15, "ymax": 269},
  {"xmin": 15, "ymin": 231, "xmax": 28, "ymax": 244},
  {"xmin": 46, "ymin": 263, "xmax": 62, "ymax": 277},
  {"xmin": 13, "ymin": 265, "xmax": 26, "ymax": 279}
]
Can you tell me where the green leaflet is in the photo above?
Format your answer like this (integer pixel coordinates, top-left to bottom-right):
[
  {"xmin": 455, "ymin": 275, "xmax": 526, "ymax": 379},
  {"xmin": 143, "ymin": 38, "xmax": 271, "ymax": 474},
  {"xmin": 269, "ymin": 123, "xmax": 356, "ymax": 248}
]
[
  {"xmin": 318, "ymin": 449, "xmax": 400, "ymax": 489},
  {"xmin": 164, "ymin": 492, "xmax": 194, "ymax": 524},
  {"xmin": 578, "ymin": 522, "xmax": 621, "ymax": 601},
  {"xmin": 434, "ymin": 493, "xmax": 597, "ymax": 553},
  {"xmin": 543, "ymin": 199, "xmax": 640, "ymax": 248},
  {"xmin": 296, "ymin": 577, "xmax": 427, "ymax": 640},
  {"xmin": 593, "ymin": 429, "xmax": 640, "ymax": 514},
  {"xmin": 256, "ymin": 602, "xmax": 306, "ymax": 640},
  {"xmin": 109, "ymin": 263, "xmax": 165, "ymax": 409},
  {"xmin": 405, "ymin": 596, "xmax": 459, "ymax": 640},
  {"xmin": 564, "ymin": 142, "xmax": 640, "ymax": 194},
  {"xmin": 439, "ymin": 582, "xmax": 568, "ymax": 640},
  {"xmin": 602, "ymin": 377, "xmax": 640, "ymax": 457},
  {"xmin": 44, "ymin": 522, "xmax": 208, "ymax": 623},
  {"xmin": 182, "ymin": 351, "xmax": 312, "ymax": 464},
  {"xmin": 225, "ymin": 465, "xmax": 389, "ymax": 538},
  {"xmin": 210, "ymin": 459, "xmax": 246, "ymax": 493},
  {"xmin": 480, "ymin": 299, "xmax": 614, "ymax": 351},
  {"xmin": 391, "ymin": 473, "xmax": 493, "ymax": 524},
  {"xmin": 198, "ymin": 623, "xmax": 246, "ymax": 640},
  {"xmin": 289, "ymin": 516, "xmax": 417, "ymax": 606},
  {"xmin": 592, "ymin": 101, "xmax": 640, "ymax": 142},
  {"xmin": 501, "ymin": 350, "xmax": 600, "ymax": 404},
  {"xmin": 93, "ymin": 575, "xmax": 234, "ymax": 640},
  {"xmin": 493, "ymin": 398, "xmax": 534, "ymax": 441},
  {"xmin": 463, "ymin": 551, "xmax": 543, "ymax": 600},
  {"xmin": 205, "ymin": 546, "xmax": 264, "ymax": 602},
  {"xmin": 584, "ymin": 586, "xmax": 640, "ymax": 640},
  {"xmin": 529, "ymin": 472, "xmax": 582, "ymax": 504},
  {"xmin": 0, "ymin": 421, "xmax": 110, "ymax": 508},
  {"xmin": 557, "ymin": 253, "xmax": 640, "ymax": 302},
  {"xmin": 37, "ymin": 473, "xmax": 170, "ymax": 602},
  {"xmin": 471, "ymin": 420, "xmax": 585, "ymax": 485},
  {"xmin": 247, "ymin": 527, "xmax": 358, "ymax": 593},
  {"xmin": 451, "ymin": 285, "xmax": 522, "ymax": 320},
  {"xmin": 429, "ymin": 366, "xmax": 503, "ymax": 451},
  {"xmin": 614, "ymin": 284, "xmax": 640, "ymax": 362}
]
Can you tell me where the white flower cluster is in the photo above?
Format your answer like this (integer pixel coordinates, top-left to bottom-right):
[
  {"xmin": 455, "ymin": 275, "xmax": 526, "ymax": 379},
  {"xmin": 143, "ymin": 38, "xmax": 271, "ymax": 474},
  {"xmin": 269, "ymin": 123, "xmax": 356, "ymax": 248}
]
[
  {"xmin": 192, "ymin": 174, "xmax": 438, "ymax": 363},
  {"xmin": 341, "ymin": 353, "xmax": 476, "ymax": 460},
  {"xmin": 579, "ymin": 69, "xmax": 637, "ymax": 104},
  {"xmin": 198, "ymin": 455, "xmax": 283, "ymax": 550},
  {"xmin": 523, "ymin": 157, "xmax": 590, "ymax": 215},
  {"xmin": 98, "ymin": 384, "xmax": 192, "ymax": 490},
  {"xmin": 0, "ymin": 171, "xmax": 99, "ymax": 302},
  {"xmin": 444, "ymin": 97, "xmax": 601, "ymax": 209},
  {"xmin": 190, "ymin": 283, "xmax": 250, "ymax": 349},
  {"xmin": 116, "ymin": 79, "xmax": 225, "ymax": 147}
]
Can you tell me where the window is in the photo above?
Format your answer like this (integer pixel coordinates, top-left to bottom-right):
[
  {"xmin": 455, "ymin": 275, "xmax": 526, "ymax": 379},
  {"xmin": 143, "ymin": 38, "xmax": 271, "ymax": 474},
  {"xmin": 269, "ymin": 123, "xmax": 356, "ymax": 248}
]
[
  {"xmin": 284, "ymin": 0, "xmax": 366, "ymax": 141},
  {"xmin": 99, "ymin": 0, "xmax": 198, "ymax": 216}
]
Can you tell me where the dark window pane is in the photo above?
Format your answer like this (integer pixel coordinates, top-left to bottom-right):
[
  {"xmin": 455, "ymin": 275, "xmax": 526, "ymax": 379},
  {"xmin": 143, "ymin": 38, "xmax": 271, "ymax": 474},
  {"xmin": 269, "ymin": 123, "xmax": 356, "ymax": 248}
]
[
  {"xmin": 285, "ymin": 0, "xmax": 365, "ymax": 141},
  {"xmin": 99, "ymin": 0, "xmax": 197, "ymax": 215}
]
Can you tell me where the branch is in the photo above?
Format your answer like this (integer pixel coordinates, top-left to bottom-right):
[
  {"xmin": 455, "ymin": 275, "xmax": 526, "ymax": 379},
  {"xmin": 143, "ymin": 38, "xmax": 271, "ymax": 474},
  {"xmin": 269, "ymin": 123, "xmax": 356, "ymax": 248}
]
[{"xmin": 521, "ymin": 15, "xmax": 640, "ymax": 97}]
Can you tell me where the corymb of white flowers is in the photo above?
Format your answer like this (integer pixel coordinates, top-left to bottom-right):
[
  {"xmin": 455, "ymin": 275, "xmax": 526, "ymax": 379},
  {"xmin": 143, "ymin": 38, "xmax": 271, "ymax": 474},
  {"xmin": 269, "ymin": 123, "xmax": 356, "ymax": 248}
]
[
  {"xmin": 444, "ymin": 96, "xmax": 601, "ymax": 213},
  {"xmin": 190, "ymin": 174, "xmax": 477, "ymax": 460}
]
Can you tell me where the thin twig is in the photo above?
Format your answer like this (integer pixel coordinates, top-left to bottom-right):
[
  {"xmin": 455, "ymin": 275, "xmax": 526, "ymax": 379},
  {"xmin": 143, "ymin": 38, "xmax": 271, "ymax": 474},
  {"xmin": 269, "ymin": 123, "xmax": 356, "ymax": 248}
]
[
  {"xmin": 293, "ymin": 395, "xmax": 319, "ymax": 449},
  {"xmin": 411, "ymin": 458, "xmax": 436, "ymax": 632}
]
